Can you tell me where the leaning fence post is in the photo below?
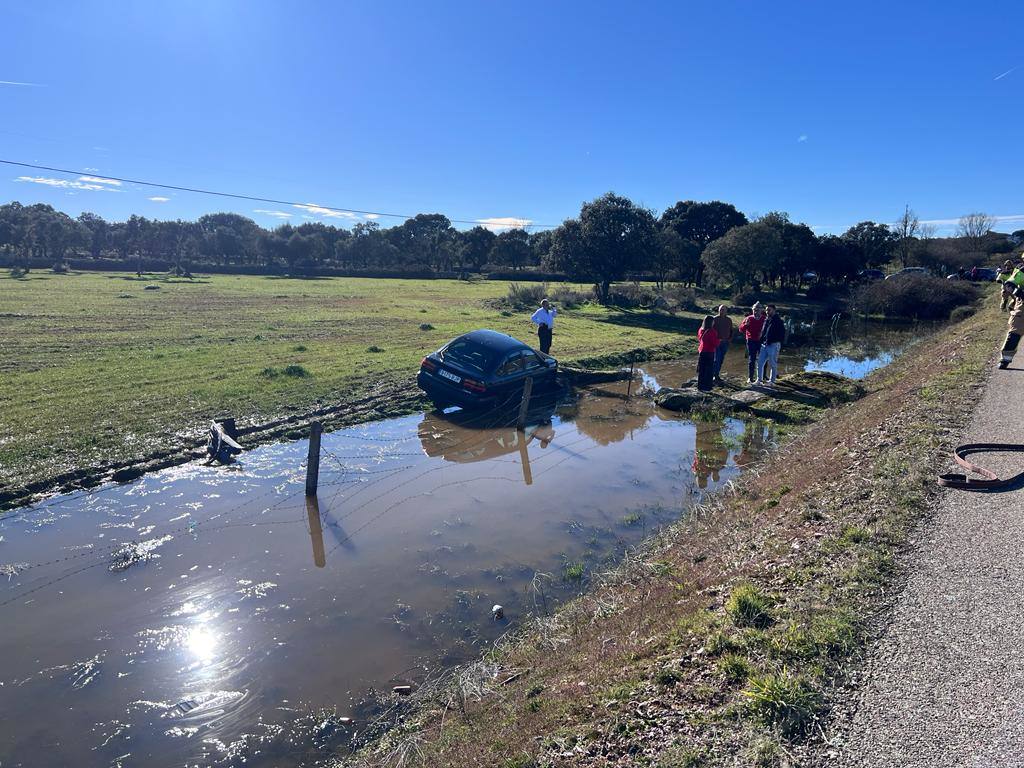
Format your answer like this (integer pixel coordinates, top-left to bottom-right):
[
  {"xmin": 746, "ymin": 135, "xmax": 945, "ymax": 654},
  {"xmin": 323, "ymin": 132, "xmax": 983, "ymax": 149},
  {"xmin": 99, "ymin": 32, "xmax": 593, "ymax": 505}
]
[
  {"xmin": 517, "ymin": 377, "xmax": 534, "ymax": 431},
  {"xmin": 305, "ymin": 421, "xmax": 322, "ymax": 496},
  {"xmin": 626, "ymin": 350, "xmax": 636, "ymax": 398}
]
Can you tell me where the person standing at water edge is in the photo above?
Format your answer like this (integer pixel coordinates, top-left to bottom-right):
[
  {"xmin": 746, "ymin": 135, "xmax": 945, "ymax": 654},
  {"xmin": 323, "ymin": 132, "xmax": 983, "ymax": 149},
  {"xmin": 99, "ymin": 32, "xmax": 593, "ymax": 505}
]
[
  {"xmin": 696, "ymin": 315, "xmax": 720, "ymax": 391},
  {"xmin": 531, "ymin": 298, "xmax": 557, "ymax": 354},
  {"xmin": 739, "ymin": 302, "xmax": 766, "ymax": 384},
  {"xmin": 754, "ymin": 304, "xmax": 785, "ymax": 386},
  {"xmin": 711, "ymin": 304, "xmax": 734, "ymax": 383},
  {"xmin": 998, "ymin": 280, "xmax": 1024, "ymax": 369}
]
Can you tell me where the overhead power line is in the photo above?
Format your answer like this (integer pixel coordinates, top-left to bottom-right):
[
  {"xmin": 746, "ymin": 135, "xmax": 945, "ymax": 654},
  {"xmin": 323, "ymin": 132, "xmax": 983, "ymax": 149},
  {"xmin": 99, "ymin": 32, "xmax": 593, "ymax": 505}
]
[{"xmin": 0, "ymin": 159, "xmax": 557, "ymax": 230}]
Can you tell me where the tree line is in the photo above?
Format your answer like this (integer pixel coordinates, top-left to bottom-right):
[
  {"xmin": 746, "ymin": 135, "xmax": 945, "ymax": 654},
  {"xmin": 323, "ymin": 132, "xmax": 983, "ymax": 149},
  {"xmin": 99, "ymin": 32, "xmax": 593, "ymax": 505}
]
[{"xmin": 1, "ymin": 196, "xmax": 1017, "ymax": 302}]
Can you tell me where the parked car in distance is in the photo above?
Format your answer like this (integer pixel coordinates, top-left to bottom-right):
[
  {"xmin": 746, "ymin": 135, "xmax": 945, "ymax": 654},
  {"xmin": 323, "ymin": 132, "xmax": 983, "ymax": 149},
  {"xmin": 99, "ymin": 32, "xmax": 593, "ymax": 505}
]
[
  {"xmin": 417, "ymin": 329, "xmax": 558, "ymax": 411},
  {"xmin": 858, "ymin": 269, "xmax": 885, "ymax": 281},
  {"xmin": 885, "ymin": 267, "xmax": 929, "ymax": 280},
  {"xmin": 801, "ymin": 271, "xmax": 818, "ymax": 282}
]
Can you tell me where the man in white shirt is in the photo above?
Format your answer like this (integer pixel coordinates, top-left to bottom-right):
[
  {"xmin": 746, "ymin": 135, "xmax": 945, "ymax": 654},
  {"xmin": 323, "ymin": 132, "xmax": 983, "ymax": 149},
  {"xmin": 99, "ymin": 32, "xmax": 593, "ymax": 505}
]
[{"xmin": 530, "ymin": 298, "xmax": 557, "ymax": 354}]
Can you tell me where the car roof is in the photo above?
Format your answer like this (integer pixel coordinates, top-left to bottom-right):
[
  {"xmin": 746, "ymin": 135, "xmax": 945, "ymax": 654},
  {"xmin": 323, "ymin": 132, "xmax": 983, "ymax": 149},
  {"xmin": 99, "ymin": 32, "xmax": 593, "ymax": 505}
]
[{"xmin": 457, "ymin": 329, "xmax": 532, "ymax": 354}]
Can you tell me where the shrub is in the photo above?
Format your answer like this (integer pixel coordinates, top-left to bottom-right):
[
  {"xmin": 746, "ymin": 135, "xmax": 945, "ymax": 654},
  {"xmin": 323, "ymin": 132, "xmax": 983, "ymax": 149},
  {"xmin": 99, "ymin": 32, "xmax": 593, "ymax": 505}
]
[
  {"xmin": 263, "ymin": 365, "xmax": 311, "ymax": 378},
  {"xmin": 732, "ymin": 289, "xmax": 762, "ymax": 308},
  {"xmin": 743, "ymin": 670, "xmax": 823, "ymax": 737},
  {"xmin": 605, "ymin": 283, "xmax": 658, "ymax": 308},
  {"xmin": 563, "ymin": 561, "xmax": 585, "ymax": 581},
  {"xmin": 661, "ymin": 283, "xmax": 700, "ymax": 312},
  {"xmin": 805, "ymin": 282, "xmax": 836, "ymax": 301},
  {"xmin": 548, "ymin": 286, "xmax": 589, "ymax": 309},
  {"xmin": 725, "ymin": 583, "xmax": 774, "ymax": 628},
  {"xmin": 851, "ymin": 274, "xmax": 977, "ymax": 319},
  {"xmin": 419, "ymin": 323, "xmax": 435, "ymax": 330},
  {"xmin": 716, "ymin": 652, "xmax": 753, "ymax": 683},
  {"xmin": 949, "ymin": 305, "xmax": 976, "ymax": 323},
  {"xmin": 500, "ymin": 282, "xmax": 548, "ymax": 310},
  {"xmin": 366, "ymin": 345, "xmax": 385, "ymax": 353}
]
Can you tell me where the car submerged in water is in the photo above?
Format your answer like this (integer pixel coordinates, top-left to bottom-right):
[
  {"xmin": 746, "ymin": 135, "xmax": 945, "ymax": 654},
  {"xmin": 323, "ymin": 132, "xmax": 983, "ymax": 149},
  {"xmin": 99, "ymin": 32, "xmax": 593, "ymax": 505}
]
[{"xmin": 417, "ymin": 329, "xmax": 558, "ymax": 411}]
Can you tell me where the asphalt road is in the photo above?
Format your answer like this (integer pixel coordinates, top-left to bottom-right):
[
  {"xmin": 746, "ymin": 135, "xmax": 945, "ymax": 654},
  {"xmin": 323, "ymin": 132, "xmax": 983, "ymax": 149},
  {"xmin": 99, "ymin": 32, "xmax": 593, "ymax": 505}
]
[{"xmin": 835, "ymin": 360, "xmax": 1024, "ymax": 766}]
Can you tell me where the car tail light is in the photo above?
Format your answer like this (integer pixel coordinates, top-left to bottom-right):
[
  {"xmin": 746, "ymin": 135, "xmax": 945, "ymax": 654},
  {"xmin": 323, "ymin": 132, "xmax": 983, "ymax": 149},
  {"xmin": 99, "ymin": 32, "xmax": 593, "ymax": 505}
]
[
  {"xmin": 421, "ymin": 356, "xmax": 437, "ymax": 372},
  {"xmin": 463, "ymin": 378, "xmax": 486, "ymax": 392}
]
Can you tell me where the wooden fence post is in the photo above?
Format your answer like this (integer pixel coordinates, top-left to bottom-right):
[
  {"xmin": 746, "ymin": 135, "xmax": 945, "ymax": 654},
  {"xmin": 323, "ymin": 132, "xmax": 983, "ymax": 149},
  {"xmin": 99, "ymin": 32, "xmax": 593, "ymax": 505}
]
[
  {"xmin": 305, "ymin": 421, "xmax": 322, "ymax": 497},
  {"xmin": 626, "ymin": 350, "xmax": 636, "ymax": 398},
  {"xmin": 516, "ymin": 377, "xmax": 534, "ymax": 431}
]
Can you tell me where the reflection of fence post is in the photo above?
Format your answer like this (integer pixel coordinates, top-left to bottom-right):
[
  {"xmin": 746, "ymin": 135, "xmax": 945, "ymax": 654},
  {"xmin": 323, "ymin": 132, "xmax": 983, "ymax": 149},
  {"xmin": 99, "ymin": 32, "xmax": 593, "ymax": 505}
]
[
  {"xmin": 305, "ymin": 495, "xmax": 326, "ymax": 568},
  {"xmin": 517, "ymin": 377, "xmax": 533, "ymax": 431},
  {"xmin": 518, "ymin": 433, "xmax": 534, "ymax": 485},
  {"xmin": 626, "ymin": 350, "xmax": 636, "ymax": 398},
  {"xmin": 305, "ymin": 421, "xmax": 322, "ymax": 496}
]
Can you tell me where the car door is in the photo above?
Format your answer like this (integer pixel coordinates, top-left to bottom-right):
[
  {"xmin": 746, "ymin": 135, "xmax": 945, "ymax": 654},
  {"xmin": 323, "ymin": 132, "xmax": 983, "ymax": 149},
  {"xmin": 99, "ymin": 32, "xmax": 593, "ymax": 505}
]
[
  {"xmin": 520, "ymin": 349, "xmax": 551, "ymax": 385},
  {"xmin": 492, "ymin": 350, "xmax": 527, "ymax": 402}
]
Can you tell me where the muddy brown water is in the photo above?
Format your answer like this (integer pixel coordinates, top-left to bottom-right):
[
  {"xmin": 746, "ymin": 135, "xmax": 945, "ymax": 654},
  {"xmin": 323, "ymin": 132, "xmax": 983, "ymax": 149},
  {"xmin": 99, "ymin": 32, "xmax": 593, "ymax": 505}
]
[{"xmin": 0, "ymin": 324, "xmax": 920, "ymax": 767}]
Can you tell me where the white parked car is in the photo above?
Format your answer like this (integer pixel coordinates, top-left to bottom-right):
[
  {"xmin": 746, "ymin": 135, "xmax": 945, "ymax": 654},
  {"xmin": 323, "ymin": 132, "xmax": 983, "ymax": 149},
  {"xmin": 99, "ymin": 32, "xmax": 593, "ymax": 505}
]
[{"xmin": 885, "ymin": 267, "xmax": 929, "ymax": 280}]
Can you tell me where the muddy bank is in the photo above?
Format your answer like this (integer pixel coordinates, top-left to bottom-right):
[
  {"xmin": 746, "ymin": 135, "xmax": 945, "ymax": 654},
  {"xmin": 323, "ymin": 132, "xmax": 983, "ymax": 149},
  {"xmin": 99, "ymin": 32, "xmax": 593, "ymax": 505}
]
[
  {"xmin": 0, "ymin": 377, "xmax": 427, "ymax": 513},
  {"xmin": 347, "ymin": 307, "xmax": 999, "ymax": 767}
]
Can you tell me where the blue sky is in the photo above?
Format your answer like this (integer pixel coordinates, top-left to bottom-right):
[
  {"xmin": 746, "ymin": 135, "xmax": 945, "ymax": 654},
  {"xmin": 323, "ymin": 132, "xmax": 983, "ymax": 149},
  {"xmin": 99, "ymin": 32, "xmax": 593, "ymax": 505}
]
[{"xmin": 2, "ymin": 1, "xmax": 1022, "ymax": 234}]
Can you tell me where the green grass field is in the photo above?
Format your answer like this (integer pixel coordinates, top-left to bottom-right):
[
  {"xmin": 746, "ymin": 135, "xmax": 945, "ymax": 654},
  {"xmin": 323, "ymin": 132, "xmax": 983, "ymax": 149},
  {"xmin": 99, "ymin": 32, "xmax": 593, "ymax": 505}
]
[{"xmin": 0, "ymin": 271, "xmax": 701, "ymax": 497}]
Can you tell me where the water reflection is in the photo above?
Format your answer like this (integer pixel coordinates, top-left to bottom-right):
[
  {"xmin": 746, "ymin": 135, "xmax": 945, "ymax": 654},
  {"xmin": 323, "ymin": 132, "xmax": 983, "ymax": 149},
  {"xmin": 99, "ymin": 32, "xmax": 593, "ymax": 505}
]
[
  {"xmin": 306, "ymin": 495, "xmax": 326, "ymax": 568},
  {"xmin": 692, "ymin": 420, "xmax": 730, "ymax": 489}
]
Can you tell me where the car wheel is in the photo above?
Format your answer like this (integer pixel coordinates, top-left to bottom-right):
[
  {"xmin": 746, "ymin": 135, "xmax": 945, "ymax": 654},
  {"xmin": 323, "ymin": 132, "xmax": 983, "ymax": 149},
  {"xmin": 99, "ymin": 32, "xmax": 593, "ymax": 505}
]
[{"xmin": 430, "ymin": 399, "xmax": 450, "ymax": 412}]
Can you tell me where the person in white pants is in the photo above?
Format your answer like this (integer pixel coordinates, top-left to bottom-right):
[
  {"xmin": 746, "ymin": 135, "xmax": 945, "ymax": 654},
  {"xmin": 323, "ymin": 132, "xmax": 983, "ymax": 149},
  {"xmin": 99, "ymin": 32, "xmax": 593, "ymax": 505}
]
[{"xmin": 754, "ymin": 304, "xmax": 785, "ymax": 386}]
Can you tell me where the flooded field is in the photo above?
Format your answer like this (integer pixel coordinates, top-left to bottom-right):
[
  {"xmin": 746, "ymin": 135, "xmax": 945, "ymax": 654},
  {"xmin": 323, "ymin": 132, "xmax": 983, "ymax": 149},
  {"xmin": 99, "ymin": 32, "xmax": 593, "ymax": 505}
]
[{"xmin": 0, "ymin": 323, "xmax": 921, "ymax": 767}]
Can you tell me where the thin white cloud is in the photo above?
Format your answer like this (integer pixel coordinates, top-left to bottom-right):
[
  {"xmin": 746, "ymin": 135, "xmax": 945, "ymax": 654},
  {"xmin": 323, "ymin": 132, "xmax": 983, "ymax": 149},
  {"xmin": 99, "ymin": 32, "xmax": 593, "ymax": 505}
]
[
  {"xmin": 0, "ymin": 79, "xmax": 44, "ymax": 87},
  {"xmin": 364, "ymin": 213, "xmax": 380, "ymax": 220},
  {"xmin": 797, "ymin": 134, "xmax": 808, "ymax": 143},
  {"xmin": 78, "ymin": 175, "xmax": 121, "ymax": 187},
  {"xmin": 82, "ymin": 166, "xmax": 100, "ymax": 172},
  {"xmin": 918, "ymin": 214, "xmax": 1024, "ymax": 227},
  {"xmin": 148, "ymin": 196, "xmax": 171, "ymax": 203},
  {"xmin": 254, "ymin": 209, "xmax": 293, "ymax": 219},
  {"xmin": 293, "ymin": 202, "xmax": 357, "ymax": 220},
  {"xmin": 476, "ymin": 216, "xmax": 533, "ymax": 232},
  {"xmin": 994, "ymin": 66, "xmax": 1017, "ymax": 81},
  {"xmin": 15, "ymin": 175, "xmax": 115, "ymax": 192}
]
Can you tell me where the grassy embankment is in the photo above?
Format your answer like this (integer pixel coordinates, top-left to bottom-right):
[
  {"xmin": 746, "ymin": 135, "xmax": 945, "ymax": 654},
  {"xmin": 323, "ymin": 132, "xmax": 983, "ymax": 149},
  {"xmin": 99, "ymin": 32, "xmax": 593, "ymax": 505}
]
[
  {"xmin": 351, "ymin": 299, "xmax": 1001, "ymax": 767},
  {"xmin": 0, "ymin": 271, "xmax": 710, "ymax": 504}
]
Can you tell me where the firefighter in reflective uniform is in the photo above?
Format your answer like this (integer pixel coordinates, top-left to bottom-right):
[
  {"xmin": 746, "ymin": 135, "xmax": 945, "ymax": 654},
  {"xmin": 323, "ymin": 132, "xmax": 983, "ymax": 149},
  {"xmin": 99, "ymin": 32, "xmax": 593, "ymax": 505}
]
[
  {"xmin": 997, "ymin": 260, "xmax": 1016, "ymax": 312},
  {"xmin": 999, "ymin": 268, "xmax": 1024, "ymax": 369}
]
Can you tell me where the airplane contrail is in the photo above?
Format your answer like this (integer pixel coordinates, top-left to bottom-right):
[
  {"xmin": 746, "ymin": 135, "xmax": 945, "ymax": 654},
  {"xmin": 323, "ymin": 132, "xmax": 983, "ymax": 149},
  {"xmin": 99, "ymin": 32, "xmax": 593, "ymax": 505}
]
[
  {"xmin": 0, "ymin": 80, "xmax": 44, "ymax": 87},
  {"xmin": 994, "ymin": 66, "xmax": 1018, "ymax": 81}
]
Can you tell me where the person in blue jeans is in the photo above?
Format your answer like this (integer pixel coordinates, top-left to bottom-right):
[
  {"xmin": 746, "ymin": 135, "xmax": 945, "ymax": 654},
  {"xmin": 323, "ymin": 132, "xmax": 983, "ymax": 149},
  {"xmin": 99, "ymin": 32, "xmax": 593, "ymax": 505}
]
[
  {"xmin": 711, "ymin": 304, "xmax": 734, "ymax": 383},
  {"xmin": 738, "ymin": 302, "xmax": 765, "ymax": 383},
  {"xmin": 755, "ymin": 304, "xmax": 785, "ymax": 386}
]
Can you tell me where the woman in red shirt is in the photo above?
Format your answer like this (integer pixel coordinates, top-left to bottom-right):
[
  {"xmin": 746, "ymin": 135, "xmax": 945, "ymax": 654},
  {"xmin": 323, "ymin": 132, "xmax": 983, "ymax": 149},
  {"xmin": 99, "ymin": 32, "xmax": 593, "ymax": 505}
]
[{"xmin": 696, "ymin": 315, "xmax": 720, "ymax": 391}]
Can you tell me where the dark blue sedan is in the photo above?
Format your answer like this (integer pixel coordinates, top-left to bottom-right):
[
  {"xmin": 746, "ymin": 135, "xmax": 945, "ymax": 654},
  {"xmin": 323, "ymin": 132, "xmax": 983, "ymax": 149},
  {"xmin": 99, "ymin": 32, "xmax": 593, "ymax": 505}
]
[{"xmin": 417, "ymin": 329, "xmax": 558, "ymax": 411}]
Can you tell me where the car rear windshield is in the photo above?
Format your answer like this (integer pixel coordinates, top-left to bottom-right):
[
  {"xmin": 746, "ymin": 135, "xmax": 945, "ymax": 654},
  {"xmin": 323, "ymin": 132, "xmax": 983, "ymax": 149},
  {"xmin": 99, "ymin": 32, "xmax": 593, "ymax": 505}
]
[{"xmin": 440, "ymin": 338, "xmax": 500, "ymax": 375}]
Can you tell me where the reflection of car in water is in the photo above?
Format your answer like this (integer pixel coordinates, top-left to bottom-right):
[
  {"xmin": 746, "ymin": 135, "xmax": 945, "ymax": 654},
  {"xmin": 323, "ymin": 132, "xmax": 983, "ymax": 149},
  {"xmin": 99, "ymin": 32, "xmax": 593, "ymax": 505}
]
[
  {"xmin": 418, "ymin": 402, "xmax": 557, "ymax": 465},
  {"xmin": 417, "ymin": 329, "xmax": 558, "ymax": 411}
]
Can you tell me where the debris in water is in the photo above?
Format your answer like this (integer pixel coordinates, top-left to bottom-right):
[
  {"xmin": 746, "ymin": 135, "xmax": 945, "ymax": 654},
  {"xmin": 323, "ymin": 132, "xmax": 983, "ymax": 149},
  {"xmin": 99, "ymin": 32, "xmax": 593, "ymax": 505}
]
[
  {"xmin": 491, "ymin": 604, "xmax": 505, "ymax": 620},
  {"xmin": 109, "ymin": 535, "xmax": 173, "ymax": 572},
  {"xmin": 392, "ymin": 685, "xmax": 413, "ymax": 696},
  {"xmin": 1, "ymin": 562, "xmax": 28, "ymax": 581},
  {"xmin": 207, "ymin": 420, "xmax": 243, "ymax": 464}
]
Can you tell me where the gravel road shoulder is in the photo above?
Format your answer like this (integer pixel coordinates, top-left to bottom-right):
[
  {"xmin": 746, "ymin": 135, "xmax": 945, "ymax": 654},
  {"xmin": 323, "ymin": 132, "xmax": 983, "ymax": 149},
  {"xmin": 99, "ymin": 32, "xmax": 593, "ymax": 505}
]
[{"xmin": 830, "ymin": 354, "xmax": 1024, "ymax": 766}]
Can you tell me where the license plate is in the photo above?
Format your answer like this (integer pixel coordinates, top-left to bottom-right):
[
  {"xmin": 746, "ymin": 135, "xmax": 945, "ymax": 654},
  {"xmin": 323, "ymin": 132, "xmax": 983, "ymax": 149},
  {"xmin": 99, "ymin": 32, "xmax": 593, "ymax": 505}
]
[{"xmin": 438, "ymin": 368, "xmax": 461, "ymax": 383}]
